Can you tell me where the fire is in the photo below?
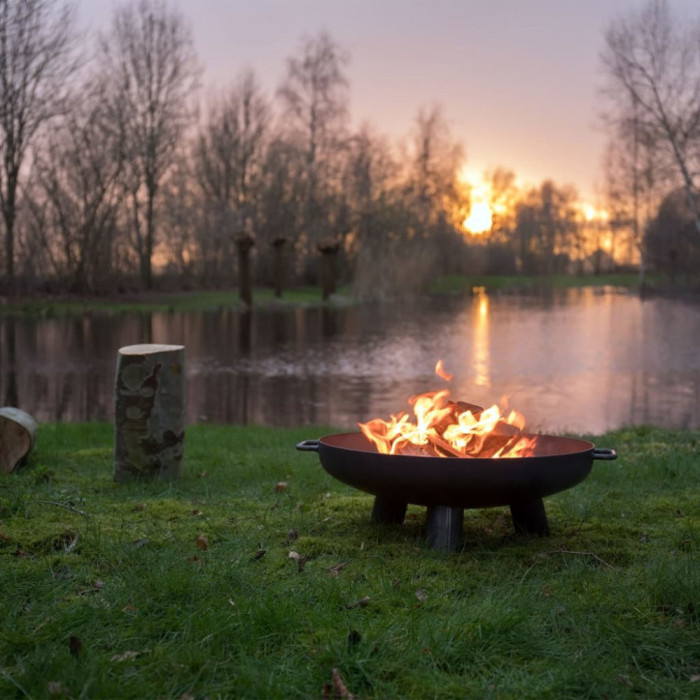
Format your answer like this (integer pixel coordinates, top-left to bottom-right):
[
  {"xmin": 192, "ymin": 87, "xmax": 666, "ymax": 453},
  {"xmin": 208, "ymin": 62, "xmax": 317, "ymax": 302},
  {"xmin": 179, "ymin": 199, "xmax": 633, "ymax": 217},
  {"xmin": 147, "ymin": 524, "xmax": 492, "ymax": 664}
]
[{"xmin": 358, "ymin": 361, "xmax": 538, "ymax": 459}]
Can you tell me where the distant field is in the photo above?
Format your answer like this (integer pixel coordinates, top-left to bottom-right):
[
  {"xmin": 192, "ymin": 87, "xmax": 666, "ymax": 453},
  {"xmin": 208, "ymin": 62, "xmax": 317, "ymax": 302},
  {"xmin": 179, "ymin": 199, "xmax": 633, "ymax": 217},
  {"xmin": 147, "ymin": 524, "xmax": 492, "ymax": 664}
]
[{"xmin": 0, "ymin": 273, "xmax": 664, "ymax": 318}]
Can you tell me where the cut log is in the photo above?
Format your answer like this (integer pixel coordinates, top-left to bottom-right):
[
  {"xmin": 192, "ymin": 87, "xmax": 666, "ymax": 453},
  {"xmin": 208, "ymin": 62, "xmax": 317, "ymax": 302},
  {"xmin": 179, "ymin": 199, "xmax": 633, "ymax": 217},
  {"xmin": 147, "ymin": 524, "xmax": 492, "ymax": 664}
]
[
  {"xmin": 0, "ymin": 407, "xmax": 38, "ymax": 474},
  {"xmin": 113, "ymin": 344, "xmax": 185, "ymax": 482}
]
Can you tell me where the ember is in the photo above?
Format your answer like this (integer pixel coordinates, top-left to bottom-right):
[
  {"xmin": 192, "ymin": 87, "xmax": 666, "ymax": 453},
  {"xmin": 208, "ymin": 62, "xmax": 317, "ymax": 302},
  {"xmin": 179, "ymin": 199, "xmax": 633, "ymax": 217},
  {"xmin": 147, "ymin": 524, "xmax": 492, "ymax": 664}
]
[{"xmin": 358, "ymin": 361, "xmax": 538, "ymax": 459}]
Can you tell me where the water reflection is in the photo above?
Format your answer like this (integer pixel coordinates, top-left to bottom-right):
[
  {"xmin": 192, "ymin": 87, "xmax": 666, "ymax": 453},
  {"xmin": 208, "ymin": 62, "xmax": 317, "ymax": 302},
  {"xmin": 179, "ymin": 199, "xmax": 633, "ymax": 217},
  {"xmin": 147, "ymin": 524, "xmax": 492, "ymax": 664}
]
[
  {"xmin": 1, "ymin": 288, "xmax": 699, "ymax": 433},
  {"xmin": 472, "ymin": 289, "xmax": 490, "ymax": 388}
]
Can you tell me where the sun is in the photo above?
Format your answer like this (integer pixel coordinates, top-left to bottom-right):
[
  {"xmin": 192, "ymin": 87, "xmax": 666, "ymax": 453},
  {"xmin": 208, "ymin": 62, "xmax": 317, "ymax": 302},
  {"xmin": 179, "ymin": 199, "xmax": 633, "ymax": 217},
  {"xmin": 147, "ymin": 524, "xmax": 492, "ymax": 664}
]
[{"xmin": 463, "ymin": 183, "xmax": 493, "ymax": 235}]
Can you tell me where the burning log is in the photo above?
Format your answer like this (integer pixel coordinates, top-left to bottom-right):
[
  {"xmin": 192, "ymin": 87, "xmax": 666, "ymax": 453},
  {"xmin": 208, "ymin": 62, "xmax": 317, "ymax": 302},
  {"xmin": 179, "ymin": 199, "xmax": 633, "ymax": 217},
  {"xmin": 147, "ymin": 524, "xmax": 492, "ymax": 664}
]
[
  {"xmin": 358, "ymin": 373, "xmax": 538, "ymax": 458},
  {"xmin": 113, "ymin": 344, "xmax": 185, "ymax": 482}
]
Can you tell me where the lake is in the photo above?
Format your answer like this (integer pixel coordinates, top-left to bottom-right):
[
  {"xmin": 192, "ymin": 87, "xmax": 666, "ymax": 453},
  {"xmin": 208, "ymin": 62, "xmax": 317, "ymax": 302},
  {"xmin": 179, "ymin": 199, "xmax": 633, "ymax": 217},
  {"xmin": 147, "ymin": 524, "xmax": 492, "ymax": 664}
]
[{"xmin": 1, "ymin": 287, "xmax": 699, "ymax": 434}]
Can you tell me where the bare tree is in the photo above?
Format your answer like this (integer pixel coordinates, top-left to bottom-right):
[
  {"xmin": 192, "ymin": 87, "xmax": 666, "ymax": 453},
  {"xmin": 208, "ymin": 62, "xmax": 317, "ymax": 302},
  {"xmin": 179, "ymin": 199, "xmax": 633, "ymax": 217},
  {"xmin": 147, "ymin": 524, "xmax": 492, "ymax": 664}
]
[
  {"xmin": 601, "ymin": 0, "xmax": 700, "ymax": 235},
  {"xmin": 28, "ymin": 78, "xmax": 125, "ymax": 292},
  {"xmin": 195, "ymin": 70, "xmax": 269, "ymax": 284},
  {"xmin": 408, "ymin": 105, "xmax": 465, "ymax": 224},
  {"xmin": 277, "ymin": 30, "xmax": 350, "ymax": 289},
  {"xmin": 515, "ymin": 181, "xmax": 579, "ymax": 274},
  {"xmin": 0, "ymin": 0, "xmax": 78, "ymax": 288},
  {"xmin": 602, "ymin": 95, "xmax": 669, "ymax": 286},
  {"xmin": 99, "ymin": 0, "xmax": 199, "ymax": 289}
]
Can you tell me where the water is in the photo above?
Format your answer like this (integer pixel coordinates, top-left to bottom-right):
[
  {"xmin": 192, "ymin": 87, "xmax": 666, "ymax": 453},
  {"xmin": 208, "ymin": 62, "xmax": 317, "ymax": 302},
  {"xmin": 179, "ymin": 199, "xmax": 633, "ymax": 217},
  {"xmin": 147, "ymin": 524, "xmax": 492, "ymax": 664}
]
[{"xmin": 1, "ymin": 287, "xmax": 699, "ymax": 434}]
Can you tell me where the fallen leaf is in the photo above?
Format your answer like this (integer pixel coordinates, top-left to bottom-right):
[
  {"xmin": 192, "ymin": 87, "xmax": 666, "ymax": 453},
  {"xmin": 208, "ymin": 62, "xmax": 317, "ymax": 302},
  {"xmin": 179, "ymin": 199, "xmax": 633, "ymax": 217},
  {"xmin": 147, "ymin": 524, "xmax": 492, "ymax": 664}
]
[
  {"xmin": 329, "ymin": 562, "xmax": 348, "ymax": 577},
  {"xmin": 110, "ymin": 650, "xmax": 139, "ymax": 663},
  {"xmin": 196, "ymin": 533, "xmax": 208, "ymax": 551},
  {"xmin": 288, "ymin": 550, "xmax": 300, "ymax": 560},
  {"xmin": 121, "ymin": 604, "xmax": 138, "ymax": 614},
  {"xmin": 253, "ymin": 548, "xmax": 267, "ymax": 560},
  {"xmin": 331, "ymin": 668, "xmax": 355, "ymax": 699},
  {"xmin": 274, "ymin": 481, "xmax": 289, "ymax": 492},
  {"xmin": 346, "ymin": 596, "xmax": 370, "ymax": 610},
  {"xmin": 46, "ymin": 681, "xmax": 70, "ymax": 696},
  {"xmin": 415, "ymin": 588, "xmax": 428, "ymax": 602}
]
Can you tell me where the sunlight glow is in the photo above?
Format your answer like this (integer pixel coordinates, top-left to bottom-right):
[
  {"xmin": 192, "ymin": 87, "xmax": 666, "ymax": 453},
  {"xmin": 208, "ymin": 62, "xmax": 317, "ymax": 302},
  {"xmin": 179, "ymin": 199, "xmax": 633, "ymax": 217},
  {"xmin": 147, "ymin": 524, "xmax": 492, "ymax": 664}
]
[
  {"xmin": 464, "ymin": 197, "xmax": 492, "ymax": 234},
  {"xmin": 580, "ymin": 202, "xmax": 609, "ymax": 222}
]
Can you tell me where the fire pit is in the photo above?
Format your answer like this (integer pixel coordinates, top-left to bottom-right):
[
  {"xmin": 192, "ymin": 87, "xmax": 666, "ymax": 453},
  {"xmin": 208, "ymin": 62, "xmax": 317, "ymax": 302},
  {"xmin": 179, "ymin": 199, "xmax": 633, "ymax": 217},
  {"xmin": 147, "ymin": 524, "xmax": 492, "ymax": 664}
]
[{"xmin": 296, "ymin": 362, "xmax": 617, "ymax": 550}]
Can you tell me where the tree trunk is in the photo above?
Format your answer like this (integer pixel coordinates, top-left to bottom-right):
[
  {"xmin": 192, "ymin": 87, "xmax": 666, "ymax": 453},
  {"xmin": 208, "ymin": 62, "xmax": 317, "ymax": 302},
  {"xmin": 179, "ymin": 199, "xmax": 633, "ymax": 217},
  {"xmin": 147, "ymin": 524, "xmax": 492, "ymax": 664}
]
[
  {"xmin": 272, "ymin": 236, "xmax": 288, "ymax": 298},
  {"xmin": 0, "ymin": 407, "xmax": 38, "ymax": 474},
  {"xmin": 114, "ymin": 344, "xmax": 185, "ymax": 482},
  {"xmin": 318, "ymin": 239, "xmax": 340, "ymax": 301},
  {"xmin": 235, "ymin": 232, "xmax": 255, "ymax": 306}
]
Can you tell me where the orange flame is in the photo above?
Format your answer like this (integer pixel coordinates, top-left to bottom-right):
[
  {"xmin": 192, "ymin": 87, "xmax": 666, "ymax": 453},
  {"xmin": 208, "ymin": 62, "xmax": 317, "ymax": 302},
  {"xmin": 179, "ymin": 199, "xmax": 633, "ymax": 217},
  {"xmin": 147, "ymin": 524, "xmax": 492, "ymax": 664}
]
[{"xmin": 358, "ymin": 361, "xmax": 538, "ymax": 459}]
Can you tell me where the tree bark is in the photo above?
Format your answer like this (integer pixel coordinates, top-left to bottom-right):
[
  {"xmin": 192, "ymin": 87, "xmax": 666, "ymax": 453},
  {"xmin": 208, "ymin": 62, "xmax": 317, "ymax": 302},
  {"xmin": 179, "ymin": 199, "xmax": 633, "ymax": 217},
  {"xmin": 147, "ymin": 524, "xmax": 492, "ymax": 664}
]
[
  {"xmin": 114, "ymin": 344, "xmax": 185, "ymax": 482},
  {"xmin": 0, "ymin": 407, "xmax": 38, "ymax": 474}
]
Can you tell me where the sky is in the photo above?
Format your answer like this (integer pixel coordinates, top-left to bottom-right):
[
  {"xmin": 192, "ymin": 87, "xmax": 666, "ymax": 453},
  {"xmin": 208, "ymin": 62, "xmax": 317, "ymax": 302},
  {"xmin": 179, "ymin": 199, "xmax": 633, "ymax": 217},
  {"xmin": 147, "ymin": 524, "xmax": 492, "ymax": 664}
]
[{"xmin": 76, "ymin": 0, "xmax": 700, "ymax": 202}]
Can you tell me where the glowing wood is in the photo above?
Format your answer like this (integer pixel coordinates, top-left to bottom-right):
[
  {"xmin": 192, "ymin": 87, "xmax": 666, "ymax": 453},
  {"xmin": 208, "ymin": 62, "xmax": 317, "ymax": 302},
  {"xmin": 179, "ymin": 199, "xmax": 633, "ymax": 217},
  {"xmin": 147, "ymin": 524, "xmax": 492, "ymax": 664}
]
[{"xmin": 113, "ymin": 344, "xmax": 185, "ymax": 482}]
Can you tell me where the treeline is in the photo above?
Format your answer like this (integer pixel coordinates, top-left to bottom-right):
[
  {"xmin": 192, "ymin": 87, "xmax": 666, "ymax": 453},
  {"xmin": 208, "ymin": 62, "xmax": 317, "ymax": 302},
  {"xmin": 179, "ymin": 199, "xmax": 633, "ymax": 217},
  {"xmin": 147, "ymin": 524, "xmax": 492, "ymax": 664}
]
[{"xmin": 0, "ymin": 0, "xmax": 697, "ymax": 299}]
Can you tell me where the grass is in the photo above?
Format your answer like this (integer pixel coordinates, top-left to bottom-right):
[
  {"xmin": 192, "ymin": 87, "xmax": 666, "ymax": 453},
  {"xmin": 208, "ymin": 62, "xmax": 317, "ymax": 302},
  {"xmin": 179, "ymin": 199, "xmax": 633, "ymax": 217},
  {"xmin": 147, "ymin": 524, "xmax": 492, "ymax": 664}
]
[
  {"xmin": 0, "ymin": 423, "xmax": 698, "ymax": 699},
  {"xmin": 0, "ymin": 273, "xmax": 666, "ymax": 319},
  {"xmin": 428, "ymin": 273, "xmax": 656, "ymax": 295},
  {"xmin": 0, "ymin": 286, "xmax": 353, "ymax": 318}
]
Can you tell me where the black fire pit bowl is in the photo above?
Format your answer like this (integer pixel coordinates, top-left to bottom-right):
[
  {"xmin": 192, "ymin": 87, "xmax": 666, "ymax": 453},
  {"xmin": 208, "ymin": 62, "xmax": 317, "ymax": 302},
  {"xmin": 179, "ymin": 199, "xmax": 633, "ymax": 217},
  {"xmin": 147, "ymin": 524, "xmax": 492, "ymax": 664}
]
[{"xmin": 296, "ymin": 432, "xmax": 617, "ymax": 551}]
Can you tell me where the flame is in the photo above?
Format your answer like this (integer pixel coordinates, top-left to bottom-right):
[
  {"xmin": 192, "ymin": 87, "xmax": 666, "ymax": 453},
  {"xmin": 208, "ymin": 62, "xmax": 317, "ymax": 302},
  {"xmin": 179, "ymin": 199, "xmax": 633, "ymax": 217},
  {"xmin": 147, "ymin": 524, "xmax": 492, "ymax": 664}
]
[
  {"xmin": 435, "ymin": 359, "xmax": 453, "ymax": 381},
  {"xmin": 358, "ymin": 362, "xmax": 538, "ymax": 459}
]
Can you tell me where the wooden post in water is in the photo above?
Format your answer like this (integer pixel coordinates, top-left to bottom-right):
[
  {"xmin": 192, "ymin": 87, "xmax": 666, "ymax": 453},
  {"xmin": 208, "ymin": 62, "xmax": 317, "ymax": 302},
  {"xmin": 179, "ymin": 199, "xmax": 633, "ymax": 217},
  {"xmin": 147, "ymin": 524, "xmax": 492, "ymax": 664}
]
[
  {"xmin": 234, "ymin": 230, "xmax": 255, "ymax": 306},
  {"xmin": 113, "ymin": 344, "xmax": 185, "ymax": 482}
]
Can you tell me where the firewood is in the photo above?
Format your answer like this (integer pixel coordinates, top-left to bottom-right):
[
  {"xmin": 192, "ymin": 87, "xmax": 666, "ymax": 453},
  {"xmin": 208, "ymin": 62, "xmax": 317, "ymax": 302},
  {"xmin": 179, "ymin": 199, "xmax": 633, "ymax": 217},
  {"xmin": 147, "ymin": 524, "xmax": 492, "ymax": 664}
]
[
  {"xmin": 0, "ymin": 407, "xmax": 38, "ymax": 474},
  {"xmin": 113, "ymin": 344, "xmax": 185, "ymax": 482}
]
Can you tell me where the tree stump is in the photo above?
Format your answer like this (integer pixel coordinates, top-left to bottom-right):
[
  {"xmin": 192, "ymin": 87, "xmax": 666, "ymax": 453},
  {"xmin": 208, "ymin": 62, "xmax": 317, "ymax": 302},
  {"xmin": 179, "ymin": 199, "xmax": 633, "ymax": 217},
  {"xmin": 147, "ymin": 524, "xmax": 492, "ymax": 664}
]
[
  {"xmin": 114, "ymin": 344, "xmax": 185, "ymax": 482},
  {"xmin": 0, "ymin": 407, "xmax": 38, "ymax": 474}
]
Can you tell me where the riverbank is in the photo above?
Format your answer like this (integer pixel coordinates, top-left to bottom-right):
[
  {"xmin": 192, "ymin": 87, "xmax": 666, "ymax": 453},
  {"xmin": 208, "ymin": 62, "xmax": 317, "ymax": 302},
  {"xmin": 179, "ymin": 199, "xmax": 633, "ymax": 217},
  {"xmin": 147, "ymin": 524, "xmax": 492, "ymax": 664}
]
[
  {"xmin": 0, "ymin": 272, "xmax": 676, "ymax": 318},
  {"xmin": 1, "ymin": 423, "xmax": 697, "ymax": 698}
]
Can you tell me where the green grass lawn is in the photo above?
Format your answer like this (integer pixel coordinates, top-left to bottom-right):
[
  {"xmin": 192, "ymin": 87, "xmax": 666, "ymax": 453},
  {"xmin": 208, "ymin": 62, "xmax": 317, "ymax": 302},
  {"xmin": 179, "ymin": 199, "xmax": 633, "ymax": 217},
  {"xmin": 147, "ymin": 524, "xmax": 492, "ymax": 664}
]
[
  {"xmin": 0, "ymin": 286, "xmax": 354, "ymax": 318},
  {"xmin": 0, "ymin": 273, "xmax": 666, "ymax": 319},
  {"xmin": 1, "ymin": 423, "xmax": 698, "ymax": 699}
]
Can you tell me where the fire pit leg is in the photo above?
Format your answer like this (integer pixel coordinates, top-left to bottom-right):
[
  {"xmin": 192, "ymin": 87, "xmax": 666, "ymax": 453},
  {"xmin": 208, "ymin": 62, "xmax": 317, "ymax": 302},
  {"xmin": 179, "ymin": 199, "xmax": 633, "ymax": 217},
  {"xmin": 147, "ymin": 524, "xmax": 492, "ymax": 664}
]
[
  {"xmin": 425, "ymin": 505, "xmax": 463, "ymax": 551},
  {"xmin": 510, "ymin": 498, "xmax": 550, "ymax": 536},
  {"xmin": 371, "ymin": 496, "xmax": 407, "ymax": 524}
]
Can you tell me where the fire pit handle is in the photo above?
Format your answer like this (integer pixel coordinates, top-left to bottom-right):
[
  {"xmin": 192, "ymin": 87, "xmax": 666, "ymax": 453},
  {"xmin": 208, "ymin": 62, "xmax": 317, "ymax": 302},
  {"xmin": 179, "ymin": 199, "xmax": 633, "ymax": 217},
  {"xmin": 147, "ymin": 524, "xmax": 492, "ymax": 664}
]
[
  {"xmin": 592, "ymin": 447, "xmax": 617, "ymax": 461},
  {"xmin": 296, "ymin": 439, "xmax": 320, "ymax": 452}
]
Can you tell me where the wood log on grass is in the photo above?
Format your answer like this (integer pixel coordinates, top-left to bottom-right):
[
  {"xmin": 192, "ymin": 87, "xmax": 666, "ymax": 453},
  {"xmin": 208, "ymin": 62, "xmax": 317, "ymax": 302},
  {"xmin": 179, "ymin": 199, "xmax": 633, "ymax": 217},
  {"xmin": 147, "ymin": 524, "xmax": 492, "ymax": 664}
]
[
  {"xmin": 0, "ymin": 407, "xmax": 38, "ymax": 474},
  {"xmin": 114, "ymin": 344, "xmax": 185, "ymax": 482}
]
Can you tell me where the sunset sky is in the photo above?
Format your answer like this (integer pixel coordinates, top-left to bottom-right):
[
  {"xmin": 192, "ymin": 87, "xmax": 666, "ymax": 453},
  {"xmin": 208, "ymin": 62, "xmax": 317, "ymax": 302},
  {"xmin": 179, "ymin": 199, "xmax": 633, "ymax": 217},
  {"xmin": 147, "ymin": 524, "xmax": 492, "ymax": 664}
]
[{"xmin": 77, "ymin": 0, "xmax": 699, "ymax": 201}]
